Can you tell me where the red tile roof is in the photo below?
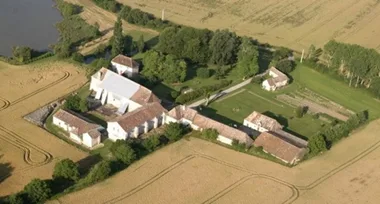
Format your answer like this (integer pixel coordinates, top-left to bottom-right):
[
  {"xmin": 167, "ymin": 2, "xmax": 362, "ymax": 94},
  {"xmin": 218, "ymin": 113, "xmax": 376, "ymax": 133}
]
[
  {"xmin": 111, "ymin": 54, "xmax": 139, "ymax": 69},
  {"xmin": 244, "ymin": 111, "xmax": 283, "ymax": 131},
  {"xmin": 54, "ymin": 109, "xmax": 101, "ymax": 136},
  {"xmin": 112, "ymin": 102, "xmax": 167, "ymax": 133},
  {"xmin": 253, "ymin": 132, "xmax": 307, "ymax": 164},
  {"xmin": 130, "ymin": 86, "xmax": 161, "ymax": 106}
]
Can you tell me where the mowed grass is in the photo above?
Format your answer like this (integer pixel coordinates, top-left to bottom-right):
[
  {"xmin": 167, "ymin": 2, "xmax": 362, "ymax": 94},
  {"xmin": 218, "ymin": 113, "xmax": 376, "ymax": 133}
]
[
  {"xmin": 202, "ymin": 84, "xmax": 327, "ymax": 139},
  {"xmin": 291, "ymin": 64, "xmax": 380, "ymax": 120}
]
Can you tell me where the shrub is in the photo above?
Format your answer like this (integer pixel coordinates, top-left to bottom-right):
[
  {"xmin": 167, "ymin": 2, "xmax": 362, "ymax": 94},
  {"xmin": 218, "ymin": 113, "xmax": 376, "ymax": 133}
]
[
  {"xmin": 276, "ymin": 59, "xmax": 295, "ymax": 73},
  {"xmin": 7, "ymin": 193, "xmax": 24, "ymax": 204},
  {"xmin": 110, "ymin": 140, "xmax": 136, "ymax": 165},
  {"xmin": 85, "ymin": 160, "xmax": 111, "ymax": 184},
  {"xmin": 231, "ymin": 139, "xmax": 246, "ymax": 151},
  {"xmin": 202, "ymin": 128, "xmax": 218, "ymax": 140},
  {"xmin": 92, "ymin": 0, "xmax": 121, "ymax": 12},
  {"xmin": 24, "ymin": 179, "xmax": 52, "ymax": 203},
  {"xmin": 12, "ymin": 46, "xmax": 32, "ymax": 63},
  {"xmin": 175, "ymin": 80, "xmax": 231, "ymax": 104},
  {"xmin": 170, "ymin": 90, "xmax": 180, "ymax": 99},
  {"xmin": 53, "ymin": 159, "xmax": 80, "ymax": 182},
  {"xmin": 56, "ymin": 0, "xmax": 81, "ymax": 18},
  {"xmin": 65, "ymin": 95, "xmax": 81, "ymax": 112},
  {"xmin": 251, "ymin": 77, "xmax": 263, "ymax": 84},
  {"xmin": 142, "ymin": 135, "xmax": 161, "ymax": 152},
  {"xmin": 295, "ymin": 106, "xmax": 306, "ymax": 118},
  {"xmin": 71, "ymin": 52, "xmax": 84, "ymax": 63},
  {"xmin": 164, "ymin": 123, "xmax": 187, "ymax": 141},
  {"xmin": 196, "ymin": 68, "xmax": 210, "ymax": 78},
  {"xmin": 308, "ymin": 134, "xmax": 327, "ymax": 156},
  {"xmin": 79, "ymin": 97, "xmax": 88, "ymax": 112}
]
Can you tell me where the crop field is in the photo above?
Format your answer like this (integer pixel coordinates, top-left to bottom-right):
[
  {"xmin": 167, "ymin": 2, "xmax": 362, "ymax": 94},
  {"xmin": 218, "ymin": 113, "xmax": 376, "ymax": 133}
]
[
  {"xmin": 120, "ymin": 0, "xmax": 380, "ymax": 51},
  {"xmin": 0, "ymin": 59, "xmax": 88, "ymax": 196},
  {"xmin": 53, "ymin": 119, "xmax": 380, "ymax": 204}
]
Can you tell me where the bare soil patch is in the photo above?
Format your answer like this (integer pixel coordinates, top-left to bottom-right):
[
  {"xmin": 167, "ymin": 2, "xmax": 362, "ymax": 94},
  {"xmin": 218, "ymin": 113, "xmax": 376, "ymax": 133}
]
[
  {"xmin": 0, "ymin": 60, "xmax": 88, "ymax": 195},
  {"xmin": 119, "ymin": 0, "xmax": 380, "ymax": 51}
]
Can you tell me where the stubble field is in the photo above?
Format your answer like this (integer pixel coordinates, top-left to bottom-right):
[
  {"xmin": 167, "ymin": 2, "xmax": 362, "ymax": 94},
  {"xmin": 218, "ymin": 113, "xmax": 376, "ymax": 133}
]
[
  {"xmin": 0, "ymin": 59, "xmax": 88, "ymax": 196},
  {"xmin": 119, "ymin": 0, "xmax": 380, "ymax": 51},
  {"xmin": 55, "ymin": 119, "xmax": 380, "ymax": 204}
]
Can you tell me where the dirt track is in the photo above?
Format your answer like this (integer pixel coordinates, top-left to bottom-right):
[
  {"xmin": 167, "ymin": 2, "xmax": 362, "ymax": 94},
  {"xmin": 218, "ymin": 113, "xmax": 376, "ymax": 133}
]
[
  {"xmin": 55, "ymin": 119, "xmax": 380, "ymax": 204},
  {"xmin": 0, "ymin": 60, "xmax": 88, "ymax": 195}
]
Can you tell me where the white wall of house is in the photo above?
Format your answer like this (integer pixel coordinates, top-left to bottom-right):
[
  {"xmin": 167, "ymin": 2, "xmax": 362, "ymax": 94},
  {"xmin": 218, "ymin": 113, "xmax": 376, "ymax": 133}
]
[
  {"xmin": 128, "ymin": 100, "xmax": 142, "ymax": 112},
  {"xmin": 217, "ymin": 135, "xmax": 233, "ymax": 145},
  {"xmin": 90, "ymin": 77, "xmax": 101, "ymax": 91},
  {"xmin": 53, "ymin": 117, "xmax": 67, "ymax": 130},
  {"xmin": 262, "ymin": 80, "xmax": 275, "ymax": 91},
  {"xmin": 107, "ymin": 122, "xmax": 128, "ymax": 141},
  {"xmin": 69, "ymin": 132, "xmax": 82, "ymax": 143},
  {"xmin": 83, "ymin": 133, "xmax": 100, "ymax": 148},
  {"xmin": 111, "ymin": 62, "xmax": 138, "ymax": 77},
  {"xmin": 274, "ymin": 80, "xmax": 288, "ymax": 87},
  {"xmin": 243, "ymin": 120, "xmax": 268, "ymax": 132}
]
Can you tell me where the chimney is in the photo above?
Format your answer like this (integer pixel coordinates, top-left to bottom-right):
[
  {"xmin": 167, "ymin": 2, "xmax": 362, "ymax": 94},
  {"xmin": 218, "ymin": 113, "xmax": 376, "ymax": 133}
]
[{"xmin": 181, "ymin": 105, "xmax": 186, "ymax": 111}]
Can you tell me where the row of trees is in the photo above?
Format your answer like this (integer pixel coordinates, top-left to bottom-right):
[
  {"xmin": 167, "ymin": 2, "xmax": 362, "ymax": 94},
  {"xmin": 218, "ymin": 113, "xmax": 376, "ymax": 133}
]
[
  {"xmin": 317, "ymin": 40, "xmax": 380, "ymax": 97},
  {"xmin": 307, "ymin": 111, "xmax": 368, "ymax": 157}
]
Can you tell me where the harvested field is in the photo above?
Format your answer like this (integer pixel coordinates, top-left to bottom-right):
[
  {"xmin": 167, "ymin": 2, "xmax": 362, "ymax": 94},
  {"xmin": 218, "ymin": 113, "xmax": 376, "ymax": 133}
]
[
  {"xmin": 119, "ymin": 0, "xmax": 380, "ymax": 51},
  {"xmin": 0, "ymin": 59, "xmax": 88, "ymax": 195},
  {"xmin": 54, "ymin": 119, "xmax": 380, "ymax": 203},
  {"xmin": 64, "ymin": 0, "xmax": 158, "ymax": 55}
]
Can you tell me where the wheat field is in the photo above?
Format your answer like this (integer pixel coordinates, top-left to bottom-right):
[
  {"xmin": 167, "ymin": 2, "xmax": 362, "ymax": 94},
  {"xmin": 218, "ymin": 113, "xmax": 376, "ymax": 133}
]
[{"xmin": 119, "ymin": 0, "xmax": 380, "ymax": 51}]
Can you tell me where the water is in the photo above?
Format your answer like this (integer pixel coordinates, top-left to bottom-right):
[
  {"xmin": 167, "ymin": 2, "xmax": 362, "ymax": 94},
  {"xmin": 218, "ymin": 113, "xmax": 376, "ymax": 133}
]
[{"xmin": 0, "ymin": 0, "xmax": 62, "ymax": 57}]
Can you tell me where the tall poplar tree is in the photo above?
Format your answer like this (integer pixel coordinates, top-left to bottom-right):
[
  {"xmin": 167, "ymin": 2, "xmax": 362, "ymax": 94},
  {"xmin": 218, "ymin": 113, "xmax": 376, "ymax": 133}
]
[{"xmin": 111, "ymin": 16, "xmax": 124, "ymax": 57}]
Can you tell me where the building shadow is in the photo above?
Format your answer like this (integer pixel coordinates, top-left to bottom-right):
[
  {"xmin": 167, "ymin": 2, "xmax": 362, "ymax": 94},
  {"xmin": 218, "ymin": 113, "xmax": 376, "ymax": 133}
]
[
  {"xmin": 146, "ymin": 36, "xmax": 159, "ymax": 49},
  {"xmin": 197, "ymin": 106, "xmax": 242, "ymax": 127},
  {"xmin": 283, "ymin": 127, "xmax": 309, "ymax": 141},
  {"xmin": 262, "ymin": 111, "xmax": 288, "ymax": 127}
]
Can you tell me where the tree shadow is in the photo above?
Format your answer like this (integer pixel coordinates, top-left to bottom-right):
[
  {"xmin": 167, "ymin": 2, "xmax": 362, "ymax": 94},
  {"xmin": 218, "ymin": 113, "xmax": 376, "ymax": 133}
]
[
  {"xmin": 197, "ymin": 106, "xmax": 242, "ymax": 127},
  {"xmin": 145, "ymin": 36, "xmax": 159, "ymax": 49},
  {"xmin": 258, "ymin": 48, "xmax": 273, "ymax": 73},
  {"xmin": 0, "ymin": 155, "xmax": 14, "ymax": 184},
  {"xmin": 76, "ymin": 154, "xmax": 102, "ymax": 176},
  {"xmin": 262, "ymin": 111, "xmax": 288, "ymax": 127}
]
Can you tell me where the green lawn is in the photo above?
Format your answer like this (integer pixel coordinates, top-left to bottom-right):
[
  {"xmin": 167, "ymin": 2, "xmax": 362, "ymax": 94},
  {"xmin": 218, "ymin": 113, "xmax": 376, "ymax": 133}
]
[
  {"xmin": 201, "ymin": 84, "xmax": 326, "ymax": 139},
  {"xmin": 291, "ymin": 64, "xmax": 380, "ymax": 120}
]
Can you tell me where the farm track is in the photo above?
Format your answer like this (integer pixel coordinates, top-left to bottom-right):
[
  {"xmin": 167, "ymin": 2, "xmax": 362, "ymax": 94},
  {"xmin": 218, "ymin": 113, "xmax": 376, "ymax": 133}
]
[
  {"xmin": 102, "ymin": 154, "xmax": 299, "ymax": 204},
  {"xmin": 0, "ymin": 71, "xmax": 72, "ymax": 182}
]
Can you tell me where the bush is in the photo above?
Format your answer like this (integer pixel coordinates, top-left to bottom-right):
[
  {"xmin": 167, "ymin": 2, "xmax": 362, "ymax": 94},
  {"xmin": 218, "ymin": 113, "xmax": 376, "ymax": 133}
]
[
  {"xmin": 24, "ymin": 179, "xmax": 52, "ymax": 203},
  {"xmin": 65, "ymin": 95, "xmax": 81, "ymax": 112},
  {"xmin": 85, "ymin": 160, "xmax": 112, "ymax": 184},
  {"xmin": 12, "ymin": 46, "xmax": 32, "ymax": 63},
  {"xmin": 56, "ymin": 0, "xmax": 81, "ymax": 18},
  {"xmin": 251, "ymin": 77, "xmax": 263, "ymax": 84},
  {"xmin": 71, "ymin": 52, "xmax": 84, "ymax": 63},
  {"xmin": 79, "ymin": 97, "xmax": 88, "ymax": 112},
  {"xmin": 196, "ymin": 68, "xmax": 210, "ymax": 78},
  {"xmin": 175, "ymin": 80, "xmax": 231, "ymax": 104},
  {"xmin": 53, "ymin": 159, "xmax": 80, "ymax": 182},
  {"xmin": 92, "ymin": 0, "xmax": 121, "ymax": 12},
  {"xmin": 308, "ymin": 134, "xmax": 327, "ymax": 156},
  {"xmin": 231, "ymin": 139, "xmax": 246, "ymax": 151},
  {"xmin": 295, "ymin": 106, "xmax": 306, "ymax": 118},
  {"xmin": 7, "ymin": 193, "xmax": 24, "ymax": 204},
  {"xmin": 276, "ymin": 59, "xmax": 295, "ymax": 73},
  {"xmin": 142, "ymin": 135, "xmax": 161, "ymax": 152},
  {"xmin": 170, "ymin": 90, "xmax": 180, "ymax": 99},
  {"xmin": 164, "ymin": 123, "xmax": 187, "ymax": 141},
  {"xmin": 202, "ymin": 128, "xmax": 218, "ymax": 140},
  {"xmin": 110, "ymin": 140, "xmax": 137, "ymax": 165}
]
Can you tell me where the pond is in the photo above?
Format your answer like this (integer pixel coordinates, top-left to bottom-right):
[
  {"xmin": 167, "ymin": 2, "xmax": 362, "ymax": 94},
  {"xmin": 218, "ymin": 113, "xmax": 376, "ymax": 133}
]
[{"xmin": 0, "ymin": 0, "xmax": 62, "ymax": 56}]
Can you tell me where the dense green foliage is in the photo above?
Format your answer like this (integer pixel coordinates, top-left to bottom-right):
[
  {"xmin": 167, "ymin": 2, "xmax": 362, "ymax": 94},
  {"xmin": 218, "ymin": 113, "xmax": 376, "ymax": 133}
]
[
  {"xmin": 110, "ymin": 140, "xmax": 137, "ymax": 165},
  {"xmin": 164, "ymin": 123, "xmax": 187, "ymax": 141},
  {"xmin": 64, "ymin": 95, "xmax": 81, "ymax": 112},
  {"xmin": 307, "ymin": 134, "xmax": 327, "ymax": 156},
  {"xmin": 158, "ymin": 27, "xmax": 213, "ymax": 63},
  {"xmin": 209, "ymin": 30, "xmax": 240, "ymax": 65},
  {"xmin": 142, "ymin": 50, "xmax": 187, "ymax": 83},
  {"xmin": 7, "ymin": 193, "xmax": 24, "ymax": 204},
  {"xmin": 236, "ymin": 37, "xmax": 259, "ymax": 78},
  {"xmin": 175, "ymin": 80, "xmax": 232, "ymax": 104},
  {"xmin": 111, "ymin": 17, "xmax": 124, "ymax": 57},
  {"xmin": 53, "ymin": 159, "xmax": 80, "ymax": 182},
  {"xmin": 24, "ymin": 179, "xmax": 51, "ymax": 203},
  {"xmin": 201, "ymin": 128, "xmax": 219, "ymax": 140},
  {"xmin": 196, "ymin": 68, "xmax": 210, "ymax": 78},
  {"xmin": 142, "ymin": 135, "xmax": 161, "ymax": 152},
  {"xmin": 92, "ymin": 0, "xmax": 120, "ymax": 12},
  {"xmin": 56, "ymin": 0, "xmax": 81, "ymax": 18},
  {"xmin": 320, "ymin": 40, "xmax": 380, "ymax": 97},
  {"xmin": 137, "ymin": 35, "xmax": 145, "ymax": 53},
  {"xmin": 276, "ymin": 59, "xmax": 295, "ymax": 73},
  {"xmin": 295, "ymin": 106, "xmax": 307, "ymax": 118},
  {"xmin": 84, "ymin": 160, "xmax": 112, "ymax": 184},
  {"xmin": 12, "ymin": 46, "xmax": 32, "ymax": 63}
]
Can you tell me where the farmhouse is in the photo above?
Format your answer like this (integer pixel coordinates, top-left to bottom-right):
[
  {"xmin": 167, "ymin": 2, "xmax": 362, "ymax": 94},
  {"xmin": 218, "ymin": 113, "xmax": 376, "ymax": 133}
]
[
  {"xmin": 262, "ymin": 67, "xmax": 289, "ymax": 91},
  {"xmin": 253, "ymin": 132, "xmax": 307, "ymax": 165},
  {"xmin": 111, "ymin": 54, "xmax": 139, "ymax": 77},
  {"xmin": 107, "ymin": 102, "xmax": 167, "ymax": 141},
  {"xmin": 243, "ymin": 111, "xmax": 283, "ymax": 132},
  {"xmin": 167, "ymin": 105, "xmax": 253, "ymax": 146},
  {"xmin": 90, "ymin": 68, "xmax": 160, "ymax": 115},
  {"xmin": 53, "ymin": 109, "xmax": 103, "ymax": 148}
]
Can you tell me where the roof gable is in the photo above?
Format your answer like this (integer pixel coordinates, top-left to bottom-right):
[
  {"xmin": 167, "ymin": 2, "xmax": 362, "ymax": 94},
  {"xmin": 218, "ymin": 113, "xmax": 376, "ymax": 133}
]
[
  {"xmin": 111, "ymin": 54, "xmax": 139, "ymax": 69},
  {"xmin": 54, "ymin": 109, "xmax": 100, "ymax": 135},
  {"xmin": 245, "ymin": 111, "xmax": 282, "ymax": 131}
]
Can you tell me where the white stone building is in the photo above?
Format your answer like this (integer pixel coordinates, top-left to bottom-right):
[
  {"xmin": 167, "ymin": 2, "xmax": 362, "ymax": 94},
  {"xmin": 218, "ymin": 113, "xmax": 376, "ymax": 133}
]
[
  {"xmin": 111, "ymin": 54, "xmax": 139, "ymax": 77},
  {"xmin": 107, "ymin": 102, "xmax": 167, "ymax": 141},
  {"xmin": 53, "ymin": 109, "xmax": 103, "ymax": 148},
  {"xmin": 262, "ymin": 67, "xmax": 289, "ymax": 91},
  {"xmin": 243, "ymin": 111, "xmax": 283, "ymax": 132},
  {"xmin": 90, "ymin": 68, "xmax": 160, "ymax": 115}
]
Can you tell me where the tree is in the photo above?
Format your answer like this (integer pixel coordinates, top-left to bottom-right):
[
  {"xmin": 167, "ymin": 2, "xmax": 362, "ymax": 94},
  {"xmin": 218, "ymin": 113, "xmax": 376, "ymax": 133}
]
[
  {"xmin": 65, "ymin": 95, "xmax": 81, "ymax": 112},
  {"xmin": 158, "ymin": 27, "xmax": 179, "ymax": 55},
  {"xmin": 196, "ymin": 68, "xmax": 210, "ymax": 78},
  {"xmin": 24, "ymin": 179, "xmax": 51, "ymax": 203},
  {"xmin": 295, "ymin": 106, "xmax": 306, "ymax": 118},
  {"xmin": 137, "ymin": 35, "xmax": 145, "ymax": 53},
  {"xmin": 276, "ymin": 59, "xmax": 295, "ymax": 73},
  {"xmin": 85, "ymin": 160, "xmax": 112, "ymax": 184},
  {"xmin": 7, "ymin": 193, "xmax": 24, "ymax": 204},
  {"xmin": 53, "ymin": 159, "xmax": 80, "ymax": 182},
  {"xmin": 54, "ymin": 41, "xmax": 71, "ymax": 59},
  {"xmin": 202, "ymin": 128, "xmax": 218, "ymax": 140},
  {"xmin": 110, "ymin": 140, "xmax": 136, "ymax": 165},
  {"xmin": 209, "ymin": 29, "xmax": 239, "ymax": 65},
  {"xmin": 12, "ymin": 46, "xmax": 32, "ymax": 63},
  {"xmin": 308, "ymin": 134, "xmax": 327, "ymax": 156},
  {"xmin": 79, "ymin": 97, "xmax": 88, "ymax": 112},
  {"xmin": 164, "ymin": 123, "xmax": 186, "ymax": 141},
  {"xmin": 71, "ymin": 52, "xmax": 84, "ymax": 63},
  {"xmin": 236, "ymin": 37, "xmax": 259, "ymax": 79},
  {"xmin": 142, "ymin": 135, "xmax": 161, "ymax": 152},
  {"xmin": 111, "ymin": 16, "xmax": 124, "ymax": 57}
]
